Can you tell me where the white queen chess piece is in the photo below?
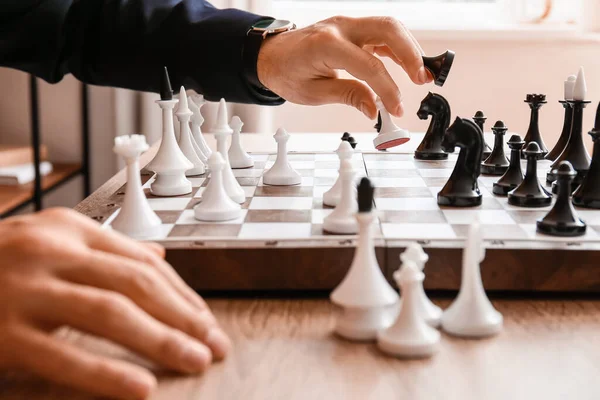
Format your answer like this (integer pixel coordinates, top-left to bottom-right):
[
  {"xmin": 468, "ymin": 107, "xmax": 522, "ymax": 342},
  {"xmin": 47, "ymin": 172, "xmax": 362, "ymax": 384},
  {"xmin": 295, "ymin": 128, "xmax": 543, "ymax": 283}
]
[
  {"xmin": 373, "ymin": 97, "xmax": 410, "ymax": 151},
  {"xmin": 111, "ymin": 135, "xmax": 162, "ymax": 239},
  {"xmin": 441, "ymin": 217, "xmax": 503, "ymax": 338},
  {"xmin": 263, "ymin": 128, "xmax": 302, "ymax": 186},
  {"xmin": 228, "ymin": 116, "xmax": 254, "ymax": 169},
  {"xmin": 189, "ymin": 94, "xmax": 212, "ymax": 161},
  {"xmin": 175, "ymin": 87, "xmax": 205, "ymax": 176},
  {"xmin": 323, "ymin": 139, "xmax": 356, "ymax": 207},
  {"xmin": 330, "ymin": 178, "xmax": 399, "ymax": 340}
]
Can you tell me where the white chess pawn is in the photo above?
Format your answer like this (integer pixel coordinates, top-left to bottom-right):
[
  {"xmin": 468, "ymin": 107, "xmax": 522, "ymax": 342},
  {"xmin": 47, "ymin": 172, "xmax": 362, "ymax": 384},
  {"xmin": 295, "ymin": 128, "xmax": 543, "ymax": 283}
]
[
  {"xmin": 441, "ymin": 218, "xmax": 503, "ymax": 338},
  {"xmin": 377, "ymin": 260, "xmax": 440, "ymax": 358},
  {"xmin": 146, "ymin": 89, "xmax": 193, "ymax": 196},
  {"xmin": 194, "ymin": 152, "xmax": 242, "ymax": 222},
  {"xmin": 323, "ymin": 140, "xmax": 356, "ymax": 207},
  {"xmin": 399, "ymin": 243, "xmax": 442, "ymax": 327},
  {"xmin": 228, "ymin": 116, "xmax": 254, "ymax": 169},
  {"xmin": 373, "ymin": 97, "xmax": 410, "ymax": 151},
  {"xmin": 323, "ymin": 141, "xmax": 358, "ymax": 234},
  {"xmin": 111, "ymin": 135, "xmax": 162, "ymax": 239},
  {"xmin": 331, "ymin": 178, "xmax": 399, "ymax": 341},
  {"xmin": 189, "ymin": 94, "xmax": 212, "ymax": 160},
  {"xmin": 175, "ymin": 87, "xmax": 205, "ymax": 176},
  {"xmin": 263, "ymin": 128, "xmax": 302, "ymax": 186}
]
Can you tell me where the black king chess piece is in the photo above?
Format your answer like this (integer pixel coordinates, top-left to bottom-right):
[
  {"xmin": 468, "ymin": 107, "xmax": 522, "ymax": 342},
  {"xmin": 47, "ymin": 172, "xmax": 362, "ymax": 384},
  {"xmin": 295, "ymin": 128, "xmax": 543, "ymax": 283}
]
[
  {"xmin": 493, "ymin": 135, "xmax": 525, "ymax": 196},
  {"xmin": 508, "ymin": 142, "xmax": 552, "ymax": 207},
  {"xmin": 357, "ymin": 177, "xmax": 375, "ymax": 213},
  {"xmin": 341, "ymin": 132, "xmax": 357, "ymax": 149},
  {"xmin": 160, "ymin": 66, "xmax": 173, "ymax": 101},
  {"xmin": 573, "ymin": 102, "xmax": 600, "ymax": 209},
  {"xmin": 481, "ymin": 121, "xmax": 510, "ymax": 175},
  {"xmin": 415, "ymin": 92, "xmax": 451, "ymax": 160},
  {"xmin": 437, "ymin": 117, "xmax": 483, "ymax": 207},
  {"xmin": 546, "ymin": 100, "xmax": 574, "ymax": 161},
  {"xmin": 523, "ymin": 94, "xmax": 549, "ymax": 159},
  {"xmin": 537, "ymin": 161, "xmax": 586, "ymax": 237},
  {"xmin": 473, "ymin": 111, "xmax": 492, "ymax": 160},
  {"xmin": 422, "ymin": 50, "xmax": 455, "ymax": 87}
]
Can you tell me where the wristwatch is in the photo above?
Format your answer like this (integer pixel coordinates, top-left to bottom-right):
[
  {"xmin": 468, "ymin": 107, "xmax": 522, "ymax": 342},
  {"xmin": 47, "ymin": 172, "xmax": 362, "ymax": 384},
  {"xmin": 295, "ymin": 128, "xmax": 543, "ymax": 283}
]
[{"xmin": 243, "ymin": 19, "xmax": 296, "ymax": 92}]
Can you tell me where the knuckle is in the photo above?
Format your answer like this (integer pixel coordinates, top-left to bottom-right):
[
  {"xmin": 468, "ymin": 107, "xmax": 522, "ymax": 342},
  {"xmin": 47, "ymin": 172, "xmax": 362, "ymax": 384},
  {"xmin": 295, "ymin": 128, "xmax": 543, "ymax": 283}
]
[
  {"xmin": 342, "ymin": 86, "xmax": 360, "ymax": 107},
  {"xmin": 366, "ymin": 57, "xmax": 386, "ymax": 75},
  {"xmin": 91, "ymin": 293, "xmax": 133, "ymax": 325},
  {"xmin": 315, "ymin": 25, "xmax": 341, "ymax": 42},
  {"xmin": 126, "ymin": 268, "xmax": 161, "ymax": 300},
  {"xmin": 379, "ymin": 16, "xmax": 401, "ymax": 30},
  {"xmin": 157, "ymin": 332, "xmax": 186, "ymax": 360}
]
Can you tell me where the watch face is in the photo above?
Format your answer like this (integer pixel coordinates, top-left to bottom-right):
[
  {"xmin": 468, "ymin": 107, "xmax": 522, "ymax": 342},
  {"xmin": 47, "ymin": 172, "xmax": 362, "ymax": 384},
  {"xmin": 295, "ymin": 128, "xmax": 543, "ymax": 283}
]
[{"xmin": 254, "ymin": 19, "xmax": 293, "ymax": 32}]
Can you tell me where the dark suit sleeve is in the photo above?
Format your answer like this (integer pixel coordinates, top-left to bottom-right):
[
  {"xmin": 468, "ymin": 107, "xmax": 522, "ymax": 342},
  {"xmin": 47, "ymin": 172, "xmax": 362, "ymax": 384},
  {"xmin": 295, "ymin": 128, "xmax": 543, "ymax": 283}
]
[{"xmin": 0, "ymin": 0, "xmax": 284, "ymax": 105}]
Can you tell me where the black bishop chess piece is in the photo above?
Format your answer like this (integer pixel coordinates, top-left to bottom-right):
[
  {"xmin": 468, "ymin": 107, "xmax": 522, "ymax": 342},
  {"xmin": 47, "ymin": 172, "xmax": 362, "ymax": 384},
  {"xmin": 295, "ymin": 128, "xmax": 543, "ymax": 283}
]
[
  {"xmin": 546, "ymin": 100, "xmax": 574, "ymax": 161},
  {"xmin": 473, "ymin": 111, "xmax": 492, "ymax": 160},
  {"xmin": 481, "ymin": 121, "xmax": 510, "ymax": 175},
  {"xmin": 160, "ymin": 66, "xmax": 173, "ymax": 101},
  {"xmin": 341, "ymin": 132, "xmax": 357, "ymax": 149},
  {"xmin": 508, "ymin": 142, "xmax": 552, "ymax": 207},
  {"xmin": 357, "ymin": 177, "xmax": 375, "ymax": 213},
  {"xmin": 493, "ymin": 135, "xmax": 525, "ymax": 196},
  {"xmin": 415, "ymin": 92, "xmax": 451, "ymax": 160},
  {"xmin": 537, "ymin": 161, "xmax": 586, "ymax": 237},
  {"xmin": 573, "ymin": 102, "xmax": 600, "ymax": 209},
  {"xmin": 437, "ymin": 117, "xmax": 483, "ymax": 207},
  {"xmin": 422, "ymin": 50, "xmax": 455, "ymax": 87},
  {"xmin": 523, "ymin": 94, "xmax": 549, "ymax": 158}
]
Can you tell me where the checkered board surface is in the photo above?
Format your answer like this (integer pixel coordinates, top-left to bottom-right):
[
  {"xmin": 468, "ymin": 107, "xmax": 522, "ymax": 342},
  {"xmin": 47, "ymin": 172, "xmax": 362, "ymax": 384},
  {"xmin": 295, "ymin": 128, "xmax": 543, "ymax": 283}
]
[{"xmin": 104, "ymin": 151, "xmax": 600, "ymax": 250}]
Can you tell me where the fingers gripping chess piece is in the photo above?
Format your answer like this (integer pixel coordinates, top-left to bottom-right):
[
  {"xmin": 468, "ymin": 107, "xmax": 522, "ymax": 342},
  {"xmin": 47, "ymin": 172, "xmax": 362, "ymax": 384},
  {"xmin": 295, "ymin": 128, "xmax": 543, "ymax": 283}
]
[
  {"xmin": 111, "ymin": 135, "xmax": 162, "ymax": 239},
  {"xmin": 228, "ymin": 116, "xmax": 254, "ymax": 169},
  {"xmin": 323, "ymin": 141, "xmax": 358, "ymax": 234},
  {"xmin": 323, "ymin": 139, "xmax": 356, "ymax": 207},
  {"xmin": 330, "ymin": 178, "xmax": 399, "ymax": 341},
  {"xmin": 263, "ymin": 128, "xmax": 302, "ymax": 186},
  {"xmin": 415, "ymin": 92, "xmax": 450, "ymax": 160},
  {"xmin": 188, "ymin": 94, "xmax": 212, "ymax": 161},
  {"xmin": 373, "ymin": 97, "xmax": 410, "ymax": 151},
  {"xmin": 175, "ymin": 87, "xmax": 205, "ymax": 176}
]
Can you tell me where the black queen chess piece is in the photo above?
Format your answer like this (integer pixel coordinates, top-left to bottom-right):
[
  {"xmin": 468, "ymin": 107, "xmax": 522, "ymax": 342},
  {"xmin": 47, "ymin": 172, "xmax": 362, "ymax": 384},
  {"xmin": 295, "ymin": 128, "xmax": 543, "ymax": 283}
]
[
  {"xmin": 437, "ymin": 117, "xmax": 483, "ymax": 207},
  {"xmin": 415, "ymin": 92, "xmax": 451, "ymax": 160},
  {"xmin": 572, "ymin": 102, "xmax": 600, "ymax": 209},
  {"xmin": 537, "ymin": 161, "xmax": 586, "ymax": 237},
  {"xmin": 523, "ymin": 94, "xmax": 549, "ymax": 159},
  {"xmin": 493, "ymin": 135, "xmax": 525, "ymax": 196},
  {"xmin": 481, "ymin": 121, "xmax": 510, "ymax": 175},
  {"xmin": 473, "ymin": 111, "xmax": 492, "ymax": 160},
  {"xmin": 508, "ymin": 142, "xmax": 552, "ymax": 207}
]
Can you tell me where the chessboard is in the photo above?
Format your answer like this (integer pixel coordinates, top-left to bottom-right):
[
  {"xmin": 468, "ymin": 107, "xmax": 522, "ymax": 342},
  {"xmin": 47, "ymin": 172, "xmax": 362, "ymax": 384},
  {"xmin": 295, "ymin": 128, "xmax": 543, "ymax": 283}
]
[{"xmin": 80, "ymin": 136, "xmax": 600, "ymax": 293}]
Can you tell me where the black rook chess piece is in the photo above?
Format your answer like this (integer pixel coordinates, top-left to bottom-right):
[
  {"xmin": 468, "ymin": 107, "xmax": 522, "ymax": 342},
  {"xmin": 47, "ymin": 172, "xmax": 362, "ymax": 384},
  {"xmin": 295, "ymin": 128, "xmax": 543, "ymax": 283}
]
[
  {"xmin": 341, "ymin": 132, "xmax": 357, "ymax": 149},
  {"xmin": 481, "ymin": 121, "xmax": 510, "ymax": 175},
  {"xmin": 537, "ymin": 161, "xmax": 586, "ymax": 237},
  {"xmin": 546, "ymin": 100, "xmax": 574, "ymax": 161},
  {"xmin": 415, "ymin": 92, "xmax": 451, "ymax": 160},
  {"xmin": 437, "ymin": 117, "xmax": 483, "ymax": 207},
  {"xmin": 572, "ymin": 102, "xmax": 600, "ymax": 209},
  {"xmin": 160, "ymin": 66, "xmax": 173, "ymax": 101},
  {"xmin": 422, "ymin": 50, "xmax": 455, "ymax": 87},
  {"xmin": 473, "ymin": 111, "xmax": 492, "ymax": 160},
  {"xmin": 508, "ymin": 142, "xmax": 552, "ymax": 207},
  {"xmin": 493, "ymin": 135, "xmax": 525, "ymax": 196},
  {"xmin": 357, "ymin": 177, "xmax": 375, "ymax": 213},
  {"xmin": 523, "ymin": 94, "xmax": 549, "ymax": 158}
]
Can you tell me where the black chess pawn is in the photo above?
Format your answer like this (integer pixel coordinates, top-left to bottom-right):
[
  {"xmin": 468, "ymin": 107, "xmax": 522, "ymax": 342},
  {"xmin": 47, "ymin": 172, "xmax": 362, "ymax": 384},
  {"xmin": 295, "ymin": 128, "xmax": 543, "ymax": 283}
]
[
  {"xmin": 573, "ymin": 102, "xmax": 600, "ymax": 208},
  {"xmin": 160, "ymin": 66, "xmax": 173, "ymax": 101},
  {"xmin": 493, "ymin": 135, "xmax": 525, "ymax": 196},
  {"xmin": 481, "ymin": 121, "xmax": 510, "ymax": 175},
  {"xmin": 508, "ymin": 142, "xmax": 552, "ymax": 207},
  {"xmin": 415, "ymin": 92, "xmax": 450, "ymax": 160},
  {"xmin": 523, "ymin": 94, "xmax": 549, "ymax": 158},
  {"xmin": 357, "ymin": 177, "xmax": 375, "ymax": 212},
  {"xmin": 473, "ymin": 111, "xmax": 492, "ymax": 160},
  {"xmin": 546, "ymin": 100, "xmax": 574, "ymax": 161},
  {"xmin": 422, "ymin": 50, "xmax": 455, "ymax": 87},
  {"xmin": 537, "ymin": 161, "xmax": 586, "ymax": 237}
]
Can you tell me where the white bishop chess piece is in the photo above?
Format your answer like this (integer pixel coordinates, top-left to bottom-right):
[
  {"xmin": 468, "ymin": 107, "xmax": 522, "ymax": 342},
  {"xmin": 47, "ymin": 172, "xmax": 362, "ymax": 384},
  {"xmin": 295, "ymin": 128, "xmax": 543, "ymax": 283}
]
[
  {"xmin": 377, "ymin": 260, "xmax": 440, "ymax": 358},
  {"xmin": 441, "ymin": 217, "xmax": 503, "ymax": 338},
  {"xmin": 111, "ymin": 135, "xmax": 162, "ymax": 239},
  {"xmin": 175, "ymin": 87, "xmax": 205, "ymax": 176},
  {"xmin": 188, "ymin": 94, "xmax": 212, "ymax": 161},
  {"xmin": 263, "ymin": 128, "xmax": 302, "ymax": 186},
  {"xmin": 323, "ymin": 141, "xmax": 358, "ymax": 234},
  {"xmin": 323, "ymin": 139, "xmax": 356, "ymax": 207},
  {"xmin": 330, "ymin": 178, "xmax": 399, "ymax": 341},
  {"xmin": 373, "ymin": 97, "xmax": 410, "ymax": 151},
  {"xmin": 194, "ymin": 152, "xmax": 242, "ymax": 222},
  {"xmin": 228, "ymin": 116, "xmax": 254, "ymax": 169}
]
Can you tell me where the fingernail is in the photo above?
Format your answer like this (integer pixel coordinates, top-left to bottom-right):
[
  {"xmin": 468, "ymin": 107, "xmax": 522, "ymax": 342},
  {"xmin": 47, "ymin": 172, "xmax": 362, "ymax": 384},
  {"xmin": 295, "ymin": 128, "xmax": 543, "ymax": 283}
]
[
  {"xmin": 418, "ymin": 67, "xmax": 429, "ymax": 84},
  {"xmin": 205, "ymin": 328, "xmax": 232, "ymax": 360},
  {"xmin": 182, "ymin": 343, "xmax": 212, "ymax": 371},
  {"xmin": 124, "ymin": 373, "xmax": 156, "ymax": 398}
]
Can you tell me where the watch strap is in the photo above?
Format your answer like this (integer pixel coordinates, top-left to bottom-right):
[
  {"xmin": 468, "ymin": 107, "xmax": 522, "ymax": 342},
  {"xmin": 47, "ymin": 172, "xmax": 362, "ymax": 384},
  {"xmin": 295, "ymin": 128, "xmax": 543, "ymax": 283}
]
[{"xmin": 243, "ymin": 19, "xmax": 275, "ymax": 91}]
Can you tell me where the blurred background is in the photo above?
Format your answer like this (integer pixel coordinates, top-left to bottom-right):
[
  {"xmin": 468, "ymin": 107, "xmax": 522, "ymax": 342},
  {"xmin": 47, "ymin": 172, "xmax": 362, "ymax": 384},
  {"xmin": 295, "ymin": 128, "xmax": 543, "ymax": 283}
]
[{"xmin": 0, "ymin": 0, "xmax": 598, "ymax": 214}]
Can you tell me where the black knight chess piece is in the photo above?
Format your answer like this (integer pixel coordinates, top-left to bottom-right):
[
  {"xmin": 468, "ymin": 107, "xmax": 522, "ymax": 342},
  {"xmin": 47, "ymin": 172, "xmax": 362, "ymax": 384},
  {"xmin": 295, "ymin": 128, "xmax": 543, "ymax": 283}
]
[
  {"xmin": 493, "ymin": 135, "xmax": 525, "ymax": 196},
  {"xmin": 572, "ymin": 102, "xmax": 600, "ymax": 208},
  {"xmin": 508, "ymin": 142, "xmax": 552, "ymax": 207},
  {"xmin": 437, "ymin": 117, "xmax": 484, "ymax": 207},
  {"xmin": 473, "ymin": 111, "xmax": 492, "ymax": 160},
  {"xmin": 537, "ymin": 161, "xmax": 586, "ymax": 237},
  {"xmin": 546, "ymin": 100, "xmax": 574, "ymax": 161},
  {"xmin": 481, "ymin": 121, "xmax": 510, "ymax": 175},
  {"xmin": 415, "ymin": 92, "xmax": 451, "ymax": 160},
  {"xmin": 422, "ymin": 50, "xmax": 455, "ymax": 87},
  {"xmin": 523, "ymin": 94, "xmax": 549, "ymax": 158}
]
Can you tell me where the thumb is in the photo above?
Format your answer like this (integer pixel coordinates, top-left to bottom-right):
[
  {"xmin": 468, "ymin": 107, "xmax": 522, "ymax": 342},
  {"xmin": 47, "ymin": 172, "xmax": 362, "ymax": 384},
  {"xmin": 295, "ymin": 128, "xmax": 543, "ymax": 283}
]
[{"xmin": 306, "ymin": 78, "xmax": 378, "ymax": 119}]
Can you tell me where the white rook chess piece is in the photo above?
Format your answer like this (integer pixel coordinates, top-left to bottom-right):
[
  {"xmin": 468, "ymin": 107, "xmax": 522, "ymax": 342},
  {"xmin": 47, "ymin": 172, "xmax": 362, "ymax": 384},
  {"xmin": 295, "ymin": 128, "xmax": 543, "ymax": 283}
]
[
  {"xmin": 194, "ymin": 152, "xmax": 242, "ymax": 222},
  {"xmin": 111, "ymin": 135, "xmax": 162, "ymax": 239},
  {"xmin": 175, "ymin": 87, "xmax": 205, "ymax": 176},
  {"xmin": 399, "ymin": 243, "xmax": 442, "ymax": 327},
  {"xmin": 373, "ymin": 97, "xmax": 410, "ymax": 151},
  {"xmin": 331, "ymin": 178, "xmax": 399, "ymax": 341},
  {"xmin": 228, "ymin": 116, "xmax": 254, "ymax": 169},
  {"xmin": 189, "ymin": 94, "xmax": 212, "ymax": 160},
  {"xmin": 441, "ymin": 218, "xmax": 503, "ymax": 338},
  {"xmin": 323, "ymin": 140, "xmax": 356, "ymax": 207},
  {"xmin": 323, "ymin": 141, "xmax": 358, "ymax": 234},
  {"xmin": 377, "ymin": 260, "xmax": 440, "ymax": 358},
  {"xmin": 263, "ymin": 127, "xmax": 302, "ymax": 186}
]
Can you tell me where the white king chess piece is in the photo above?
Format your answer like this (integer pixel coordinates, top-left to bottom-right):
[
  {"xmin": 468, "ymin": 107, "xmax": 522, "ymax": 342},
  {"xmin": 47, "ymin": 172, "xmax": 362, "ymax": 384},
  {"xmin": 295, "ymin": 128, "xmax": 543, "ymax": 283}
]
[
  {"xmin": 441, "ymin": 217, "xmax": 503, "ymax": 338},
  {"xmin": 373, "ymin": 96, "xmax": 410, "ymax": 151},
  {"xmin": 330, "ymin": 178, "xmax": 399, "ymax": 340},
  {"xmin": 175, "ymin": 87, "xmax": 205, "ymax": 176},
  {"xmin": 263, "ymin": 128, "xmax": 302, "ymax": 186},
  {"xmin": 189, "ymin": 94, "xmax": 212, "ymax": 160},
  {"xmin": 228, "ymin": 116, "xmax": 254, "ymax": 169},
  {"xmin": 111, "ymin": 135, "xmax": 162, "ymax": 239}
]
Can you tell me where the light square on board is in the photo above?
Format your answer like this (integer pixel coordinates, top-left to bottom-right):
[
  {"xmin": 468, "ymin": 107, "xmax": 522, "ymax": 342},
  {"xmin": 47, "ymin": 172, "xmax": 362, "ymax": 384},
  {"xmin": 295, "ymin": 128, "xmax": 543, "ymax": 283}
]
[
  {"xmin": 168, "ymin": 224, "xmax": 241, "ymax": 238},
  {"xmin": 257, "ymin": 176, "xmax": 314, "ymax": 187},
  {"xmin": 267, "ymin": 154, "xmax": 315, "ymax": 161},
  {"xmin": 249, "ymin": 196, "xmax": 314, "ymax": 210},
  {"xmin": 175, "ymin": 209, "xmax": 248, "ymax": 225},
  {"xmin": 418, "ymin": 169, "xmax": 453, "ymax": 178},
  {"xmin": 378, "ymin": 210, "xmax": 447, "ymax": 224},
  {"xmin": 193, "ymin": 186, "xmax": 256, "ymax": 199},
  {"xmin": 442, "ymin": 209, "xmax": 516, "ymax": 225},
  {"xmin": 232, "ymin": 168, "xmax": 264, "ymax": 178},
  {"xmin": 254, "ymin": 185, "xmax": 314, "ymax": 197},
  {"xmin": 264, "ymin": 160, "xmax": 316, "ymax": 170},
  {"xmin": 147, "ymin": 197, "xmax": 193, "ymax": 211},
  {"xmin": 451, "ymin": 224, "xmax": 528, "ymax": 240},
  {"xmin": 311, "ymin": 209, "xmax": 333, "ymax": 224},
  {"xmin": 375, "ymin": 197, "xmax": 439, "ymax": 211},
  {"xmin": 245, "ymin": 210, "xmax": 311, "ymax": 223},
  {"xmin": 367, "ymin": 169, "xmax": 420, "ymax": 178},
  {"xmin": 238, "ymin": 223, "xmax": 312, "ymax": 239},
  {"xmin": 577, "ymin": 210, "xmax": 600, "ymax": 225},
  {"xmin": 381, "ymin": 223, "xmax": 457, "ymax": 240},
  {"xmin": 369, "ymin": 177, "xmax": 426, "ymax": 188},
  {"xmin": 374, "ymin": 187, "xmax": 433, "ymax": 198},
  {"xmin": 364, "ymin": 160, "xmax": 416, "ymax": 170},
  {"xmin": 155, "ymin": 210, "xmax": 184, "ymax": 224},
  {"xmin": 362, "ymin": 153, "xmax": 413, "ymax": 161},
  {"xmin": 250, "ymin": 154, "xmax": 270, "ymax": 162}
]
